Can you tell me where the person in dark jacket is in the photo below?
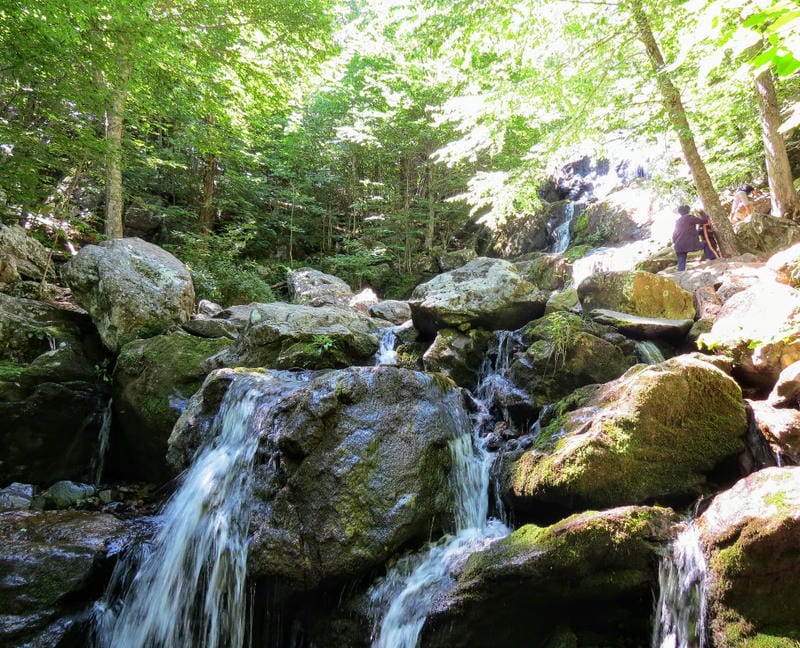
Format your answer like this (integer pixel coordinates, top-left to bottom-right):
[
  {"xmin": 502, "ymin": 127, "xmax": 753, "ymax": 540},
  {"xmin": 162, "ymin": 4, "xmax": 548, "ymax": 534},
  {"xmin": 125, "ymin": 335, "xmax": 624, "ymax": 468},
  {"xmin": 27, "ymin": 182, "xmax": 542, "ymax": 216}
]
[{"xmin": 672, "ymin": 204, "xmax": 715, "ymax": 271}]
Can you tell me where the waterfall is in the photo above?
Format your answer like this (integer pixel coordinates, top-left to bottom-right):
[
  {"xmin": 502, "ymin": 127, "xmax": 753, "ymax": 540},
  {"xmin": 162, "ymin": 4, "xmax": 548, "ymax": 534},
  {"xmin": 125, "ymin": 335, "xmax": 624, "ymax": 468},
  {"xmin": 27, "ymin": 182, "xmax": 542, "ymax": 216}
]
[
  {"xmin": 652, "ymin": 524, "xmax": 708, "ymax": 648},
  {"xmin": 368, "ymin": 333, "xmax": 513, "ymax": 647},
  {"xmin": 92, "ymin": 374, "xmax": 274, "ymax": 648},
  {"xmin": 90, "ymin": 398, "xmax": 112, "ymax": 485},
  {"xmin": 374, "ymin": 327, "xmax": 399, "ymax": 366},
  {"xmin": 636, "ymin": 341, "xmax": 665, "ymax": 364},
  {"xmin": 552, "ymin": 202, "xmax": 575, "ymax": 254}
]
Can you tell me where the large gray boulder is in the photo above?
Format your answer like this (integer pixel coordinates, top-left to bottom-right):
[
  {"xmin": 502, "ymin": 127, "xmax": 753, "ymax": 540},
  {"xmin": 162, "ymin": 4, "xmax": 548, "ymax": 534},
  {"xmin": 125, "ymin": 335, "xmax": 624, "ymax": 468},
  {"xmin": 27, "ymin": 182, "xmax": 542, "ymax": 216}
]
[
  {"xmin": 697, "ymin": 467, "xmax": 800, "ymax": 647},
  {"xmin": 699, "ymin": 282, "xmax": 800, "ymax": 390},
  {"xmin": 422, "ymin": 506, "xmax": 680, "ymax": 648},
  {"xmin": 287, "ymin": 267, "xmax": 353, "ymax": 307},
  {"xmin": 168, "ymin": 366, "xmax": 471, "ymax": 590},
  {"xmin": 62, "ymin": 238, "xmax": 195, "ymax": 352},
  {"xmin": 225, "ymin": 302, "xmax": 380, "ymax": 369},
  {"xmin": 0, "ymin": 224, "xmax": 56, "ymax": 283},
  {"xmin": 502, "ymin": 355, "xmax": 748, "ymax": 518},
  {"xmin": 409, "ymin": 257, "xmax": 548, "ymax": 338}
]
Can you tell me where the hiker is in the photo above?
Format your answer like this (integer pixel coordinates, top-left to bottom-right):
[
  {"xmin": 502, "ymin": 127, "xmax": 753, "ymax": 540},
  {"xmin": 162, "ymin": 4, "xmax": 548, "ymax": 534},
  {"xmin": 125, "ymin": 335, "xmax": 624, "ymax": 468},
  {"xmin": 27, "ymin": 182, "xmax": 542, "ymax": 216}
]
[
  {"xmin": 672, "ymin": 204, "xmax": 715, "ymax": 271},
  {"xmin": 730, "ymin": 184, "xmax": 754, "ymax": 224}
]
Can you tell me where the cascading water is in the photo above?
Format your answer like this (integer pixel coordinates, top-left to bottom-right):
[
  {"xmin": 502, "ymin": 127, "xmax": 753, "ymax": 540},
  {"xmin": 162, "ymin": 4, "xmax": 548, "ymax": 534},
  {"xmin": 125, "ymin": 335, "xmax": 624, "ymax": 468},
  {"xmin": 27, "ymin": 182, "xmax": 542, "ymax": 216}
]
[
  {"xmin": 374, "ymin": 327, "xmax": 399, "ymax": 366},
  {"xmin": 368, "ymin": 332, "xmax": 515, "ymax": 647},
  {"xmin": 551, "ymin": 202, "xmax": 576, "ymax": 254},
  {"xmin": 92, "ymin": 374, "xmax": 277, "ymax": 648},
  {"xmin": 636, "ymin": 340, "xmax": 665, "ymax": 365},
  {"xmin": 652, "ymin": 523, "xmax": 708, "ymax": 648}
]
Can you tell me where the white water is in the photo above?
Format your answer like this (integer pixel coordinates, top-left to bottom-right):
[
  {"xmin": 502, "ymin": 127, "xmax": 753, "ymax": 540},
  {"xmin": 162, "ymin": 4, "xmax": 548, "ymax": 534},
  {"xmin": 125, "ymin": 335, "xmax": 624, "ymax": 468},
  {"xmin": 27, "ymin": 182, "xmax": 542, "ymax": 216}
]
[
  {"xmin": 374, "ymin": 327, "xmax": 399, "ymax": 366},
  {"xmin": 369, "ymin": 333, "xmax": 513, "ymax": 647},
  {"xmin": 636, "ymin": 340, "xmax": 665, "ymax": 365},
  {"xmin": 93, "ymin": 375, "xmax": 272, "ymax": 648},
  {"xmin": 652, "ymin": 524, "xmax": 708, "ymax": 648},
  {"xmin": 552, "ymin": 202, "xmax": 575, "ymax": 254}
]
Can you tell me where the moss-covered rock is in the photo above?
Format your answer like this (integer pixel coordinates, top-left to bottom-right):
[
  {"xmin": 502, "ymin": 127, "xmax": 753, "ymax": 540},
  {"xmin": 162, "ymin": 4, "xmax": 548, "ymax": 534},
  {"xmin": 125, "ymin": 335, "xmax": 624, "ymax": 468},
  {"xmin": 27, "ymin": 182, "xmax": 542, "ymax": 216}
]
[
  {"xmin": 422, "ymin": 327, "xmax": 492, "ymax": 389},
  {"xmin": 225, "ymin": 302, "xmax": 380, "ymax": 369},
  {"xmin": 698, "ymin": 467, "xmax": 800, "ymax": 648},
  {"xmin": 577, "ymin": 270, "xmax": 696, "ymax": 320},
  {"xmin": 502, "ymin": 355, "xmax": 747, "ymax": 519},
  {"xmin": 508, "ymin": 311, "xmax": 635, "ymax": 409},
  {"xmin": 422, "ymin": 505, "xmax": 680, "ymax": 648},
  {"xmin": 110, "ymin": 330, "xmax": 231, "ymax": 482},
  {"xmin": 169, "ymin": 366, "xmax": 471, "ymax": 590}
]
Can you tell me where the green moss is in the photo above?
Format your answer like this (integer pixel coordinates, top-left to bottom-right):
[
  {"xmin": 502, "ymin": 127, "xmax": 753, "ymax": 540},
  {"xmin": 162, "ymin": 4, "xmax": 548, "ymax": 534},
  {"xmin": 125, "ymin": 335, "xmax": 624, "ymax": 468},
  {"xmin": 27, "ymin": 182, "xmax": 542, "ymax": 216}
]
[{"xmin": 0, "ymin": 360, "xmax": 25, "ymax": 381}]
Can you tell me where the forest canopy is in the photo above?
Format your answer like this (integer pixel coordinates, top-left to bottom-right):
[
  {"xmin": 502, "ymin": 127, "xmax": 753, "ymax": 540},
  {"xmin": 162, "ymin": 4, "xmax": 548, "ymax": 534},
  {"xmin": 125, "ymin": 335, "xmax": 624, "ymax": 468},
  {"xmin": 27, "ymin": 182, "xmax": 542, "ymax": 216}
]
[{"xmin": 1, "ymin": 0, "xmax": 799, "ymax": 301}]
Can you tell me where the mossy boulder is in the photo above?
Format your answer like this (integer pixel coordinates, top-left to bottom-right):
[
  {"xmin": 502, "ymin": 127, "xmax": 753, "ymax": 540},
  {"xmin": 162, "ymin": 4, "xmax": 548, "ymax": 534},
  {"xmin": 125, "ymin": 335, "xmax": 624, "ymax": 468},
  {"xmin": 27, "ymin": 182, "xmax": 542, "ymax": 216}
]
[
  {"xmin": 734, "ymin": 213, "xmax": 800, "ymax": 257},
  {"xmin": 502, "ymin": 355, "xmax": 748, "ymax": 520},
  {"xmin": 577, "ymin": 270, "xmax": 696, "ymax": 320},
  {"xmin": 169, "ymin": 366, "xmax": 470, "ymax": 590},
  {"xmin": 698, "ymin": 467, "xmax": 800, "ymax": 647},
  {"xmin": 508, "ymin": 312, "xmax": 635, "ymax": 409},
  {"xmin": 422, "ymin": 327, "xmax": 492, "ymax": 389},
  {"xmin": 110, "ymin": 330, "xmax": 231, "ymax": 482},
  {"xmin": 513, "ymin": 252, "xmax": 572, "ymax": 291},
  {"xmin": 699, "ymin": 282, "xmax": 800, "ymax": 391},
  {"xmin": 422, "ymin": 505, "xmax": 680, "ymax": 648},
  {"xmin": 409, "ymin": 257, "xmax": 548, "ymax": 338},
  {"xmin": 225, "ymin": 302, "xmax": 380, "ymax": 369}
]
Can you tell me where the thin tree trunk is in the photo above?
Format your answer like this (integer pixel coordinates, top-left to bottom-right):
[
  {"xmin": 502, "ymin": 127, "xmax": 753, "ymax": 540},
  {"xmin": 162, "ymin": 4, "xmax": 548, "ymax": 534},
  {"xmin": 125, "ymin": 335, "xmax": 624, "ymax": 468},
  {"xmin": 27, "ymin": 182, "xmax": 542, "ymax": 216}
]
[
  {"xmin": 103, "ymin": 51, "xmax": 131, "ymax": 240},
  {"xmin": 754, "ymin": 66, "xmax": 800, "ymax": 219},
  {"xmin": 199, "ymin": 152, "xmax": 218, "ymax": 232},
  {"xmin": 424, "ymin": 143, "xmax": 436, "ymax": 251},
  {"xmin": 627, "ymin": 0, "xmax": 739, "ymax": 256}
]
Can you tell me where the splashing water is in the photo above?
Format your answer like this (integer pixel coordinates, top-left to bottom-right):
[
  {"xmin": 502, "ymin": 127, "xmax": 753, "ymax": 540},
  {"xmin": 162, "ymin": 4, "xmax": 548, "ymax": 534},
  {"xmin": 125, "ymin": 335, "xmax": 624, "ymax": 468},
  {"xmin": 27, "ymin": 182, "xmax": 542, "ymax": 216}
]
[
  {"xmin": 93, "ymin": 374, "xmax": 276, "ymax": 648},
  {"xmin": 551, "ymin": 202, "xmax": 576, "ymax": 254},
  {"xmin": 374, "ymin": 327, "xmax": 399, "ymax": 366},
  {"xmin": 369, "ymin": 334, "xmax": 513, "ymax": 647},
  {"xmin": 652, "ymin": 524, "xmax": 708, "ymax": 648}
]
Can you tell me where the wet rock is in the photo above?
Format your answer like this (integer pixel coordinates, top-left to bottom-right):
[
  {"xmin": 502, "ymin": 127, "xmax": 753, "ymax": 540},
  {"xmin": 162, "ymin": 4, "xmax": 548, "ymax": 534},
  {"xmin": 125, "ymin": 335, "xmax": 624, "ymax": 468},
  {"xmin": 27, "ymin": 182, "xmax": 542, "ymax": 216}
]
[
  {"xmin": 422, "ymin": 506, "xmax": 680, "ymax": 648},
  {"xmin": 41, "ymin": 481, "xmax": 96, "ymax": 509},
  {"xmin": 748, "ymin": 399, "xmax": 800, "ymax": 464},
  {"xmin": 0, "ymin": 509, "xmax": 128, "ymax": 647},
  {"xmin": 169, "ymin": 366, "xmax": 471, "ymax": 590},
  {"xmin": 0, "ymin": 483, "xmax": 34, "ymax": 510},
  {"xmin": 588, "ymin": 308, "xmax": 693, "ymax": 342},
  {"xmin": 422, "ymin": 328, "xmax": 492, "ymax": 390},
  {"xmin": 369, "ymin": 300, "xmax": 411, "ymax": 324},
  {"xmin": 110, "ymin": 330, "xmax": 231, "ymax": 483}
]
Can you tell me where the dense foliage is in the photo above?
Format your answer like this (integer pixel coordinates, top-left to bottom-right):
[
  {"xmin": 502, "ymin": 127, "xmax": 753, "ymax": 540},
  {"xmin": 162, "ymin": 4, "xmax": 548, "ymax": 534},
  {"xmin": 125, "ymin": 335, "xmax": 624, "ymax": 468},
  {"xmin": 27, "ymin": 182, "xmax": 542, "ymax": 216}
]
[{"xmin": 1, "ymin": 0, "xmax": 799, "ymax": 302}]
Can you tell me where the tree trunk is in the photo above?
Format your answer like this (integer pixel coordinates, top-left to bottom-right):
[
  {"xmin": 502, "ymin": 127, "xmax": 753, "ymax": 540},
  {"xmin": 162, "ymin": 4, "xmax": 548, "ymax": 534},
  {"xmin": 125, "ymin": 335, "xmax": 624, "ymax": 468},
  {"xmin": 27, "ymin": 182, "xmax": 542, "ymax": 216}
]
[
  {"xmin": 199, "ymin": 152, "xmax": 218, "ymax": 232},
  {"xmin": 103, "ymin": 51, "xmax": 131, "ymax": 240},
  {"xmin": 424, "ymin": 152, "xmax": 436, "ymax": 251},
  {"xmin": 626, "ymin": 0, "xmax": 739, "ymax": 257},
  {"xmin": 754, "ymin": 66, "xmax": 800, "ymax": 219}
]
